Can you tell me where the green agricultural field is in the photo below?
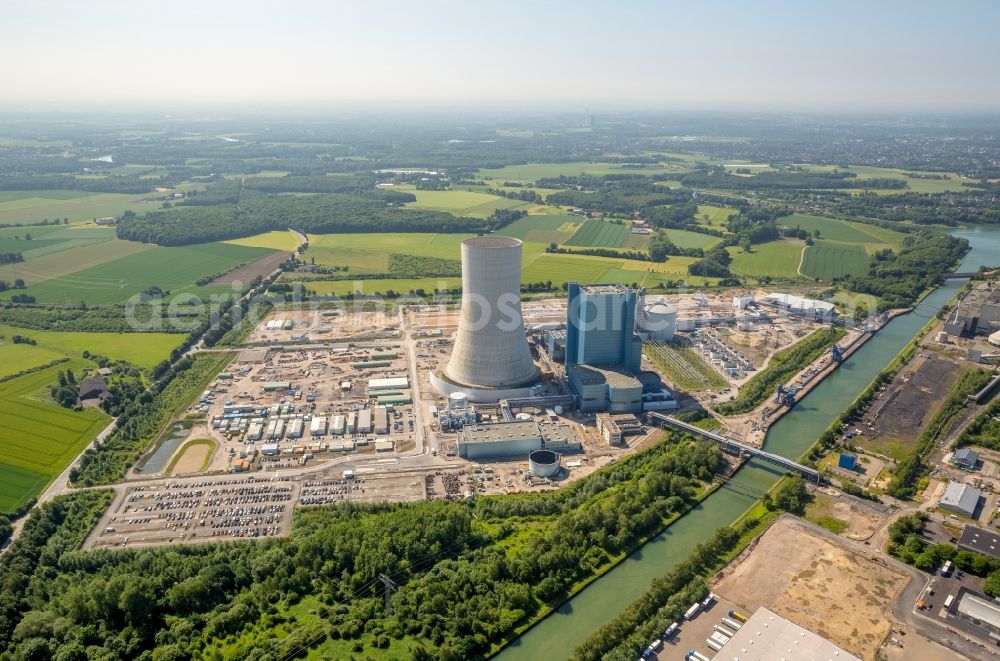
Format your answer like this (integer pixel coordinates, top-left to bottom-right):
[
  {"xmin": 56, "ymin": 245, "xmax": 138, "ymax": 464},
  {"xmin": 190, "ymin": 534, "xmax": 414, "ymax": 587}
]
[
  {"xmin": 777, "ymin": 213, "xmax": 901, "ymax": 247},
  {"xmin": 0, "ymin": 342, "xmax": 66, "ymax": 378},
  {"xmin": 521, "ymin": 253, "xmax": 616, "ymax": 284},
  {"xmin": 306, "ymin": 277, "xmax": 462, "ymax": 297},
  {"xmin": 225, "ymin": 230, "xmax": 303, "ymax": 253},
  {"xmin": 662, "ymin": 228, "xmax": 722, "ymax": 250},
  {"xmin": 0, "ymin": 323, "xmax": 184, "ymax": 369},
  {"xmin": 0, "ymin": 190, "xmax": 147, "ymax": 226},
  {"xmin": 729, "ymin": 241, "xmax": 804, "ymax": 279},
  {"xmin": 0, "ymin": 238, "xmax": 152, "ymax": 287},
  {"xmin": 404, "ymin": 189, "xmax": 536, "ymax": 218},
  {"xmin": 799, "ymin": 242, "xmax": 872, "ymax": 280},
  {"xmin": 499, "ymin": 214, "xmax": 580, "ymax": 244},
  {"xmin": 563, "ymin": 219, "xmax": 630, "ymax": 247},
  {"xmin": 0, "ymin": 226, "xmax": 116, "ymax": 261},
  {"xmin": 16, "ymin": 242, "xmax": 273, "ymax": 306},
  {"xmin": 0, "ymin": 361, "xmax": 110, "ymax": 512},
  {"xmin": 476, "ymin": 161, "xmax": 683, "ymax": 182},
  {"xmin": 693, "ymin": 205, "xmax": 736, "ymax": 231}
]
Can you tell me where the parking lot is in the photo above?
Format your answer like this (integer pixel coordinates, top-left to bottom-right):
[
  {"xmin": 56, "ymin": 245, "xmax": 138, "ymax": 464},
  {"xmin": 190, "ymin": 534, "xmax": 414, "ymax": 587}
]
[{"xmin": 86, "ymin": 477, "xmax": 299, "ymax": 549}]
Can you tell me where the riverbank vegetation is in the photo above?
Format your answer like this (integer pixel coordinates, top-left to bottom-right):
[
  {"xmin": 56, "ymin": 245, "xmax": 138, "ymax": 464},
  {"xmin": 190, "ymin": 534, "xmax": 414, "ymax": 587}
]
[
  {"xmin": 716, "ymin": 327, "xmax": 846, "ymax": 416},
  {"xmin": 0, "ymin": 432, "xmax": 724, "ymax": 660}
]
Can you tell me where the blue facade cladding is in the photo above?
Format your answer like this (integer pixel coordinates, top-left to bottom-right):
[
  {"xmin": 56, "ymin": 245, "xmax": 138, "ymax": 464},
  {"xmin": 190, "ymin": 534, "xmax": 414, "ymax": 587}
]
[{"xmin": 566, "ymin": 283, "xmax": 641, "ymax": 372}]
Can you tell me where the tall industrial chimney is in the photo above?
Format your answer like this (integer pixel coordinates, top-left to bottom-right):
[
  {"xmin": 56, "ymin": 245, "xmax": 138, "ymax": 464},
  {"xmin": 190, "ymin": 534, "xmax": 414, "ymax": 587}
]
[{"xmin": 444, "ymin": 236, "xmax": 539, "ymax": 389}]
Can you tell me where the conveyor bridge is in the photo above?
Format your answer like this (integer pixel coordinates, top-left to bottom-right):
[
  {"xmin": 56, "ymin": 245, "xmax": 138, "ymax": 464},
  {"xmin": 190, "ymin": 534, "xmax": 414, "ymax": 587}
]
[{"xmin": 650, "ymin": 413, "xmax": 821, "ymax": 483}]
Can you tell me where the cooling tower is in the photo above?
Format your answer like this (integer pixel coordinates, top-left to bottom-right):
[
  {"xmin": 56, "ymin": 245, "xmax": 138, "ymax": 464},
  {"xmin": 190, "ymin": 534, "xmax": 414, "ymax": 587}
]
[{"xmin": 444, "ymin": 236, "xmax": 539, "ymax": 389}]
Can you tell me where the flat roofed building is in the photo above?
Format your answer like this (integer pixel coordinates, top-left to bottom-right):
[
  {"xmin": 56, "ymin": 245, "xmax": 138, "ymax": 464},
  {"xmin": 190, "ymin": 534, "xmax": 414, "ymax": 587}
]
[
  {"xmin": 958, "ymin": 525, "xmax": 1000, "ymax": 560},
  {"xmin": 368, "ymin": 376, "xmax": 409, "ymax": 390},
  {"xmin": 762, "ymin": 292, "xmax": 836, "ymax": 318},
  {"xmin": 567, "ymin": 363, "xmax": 643, "ymax": 412},
  {"xmin": 951, "ymin": 587, "xmax": 1000, "ymax": 636},
  {"xmin": 458, "ymin": 420, "xmax": 581, "ymax": 459},
  {"xmin": 716, "ymin": 607, "xmax": 861, "ymax": 661},
  {"xmin": 940, "ymin": 481, "xmax": 982, "ymax": 518}
]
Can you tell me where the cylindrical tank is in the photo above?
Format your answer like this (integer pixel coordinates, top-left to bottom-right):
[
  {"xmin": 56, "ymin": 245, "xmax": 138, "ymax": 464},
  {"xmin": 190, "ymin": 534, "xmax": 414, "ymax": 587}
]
[
  {"xmin": 528, "ymin": 449, "xmax": 560, "ymax": 477},
  {"xmin": 640, "ymin": 302, "xmax": 677, "ymax": 340},
  {"xmin": 448, "ymin": 392, "xmax": 468, "ymax": 411},
  {"xmin": 445, "ymin": 237, "xmax": 539, "ymax": 389}
]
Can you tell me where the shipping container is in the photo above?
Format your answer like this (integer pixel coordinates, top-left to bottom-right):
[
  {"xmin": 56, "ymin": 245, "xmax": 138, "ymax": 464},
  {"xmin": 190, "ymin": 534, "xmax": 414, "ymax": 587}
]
[
  {"xmin": 706, "ymin": 639, "xmax": 724, "ymax": 652},
  {"xmin": 721, "ymin": 618, "xmax": 742, "ymax": 631}
]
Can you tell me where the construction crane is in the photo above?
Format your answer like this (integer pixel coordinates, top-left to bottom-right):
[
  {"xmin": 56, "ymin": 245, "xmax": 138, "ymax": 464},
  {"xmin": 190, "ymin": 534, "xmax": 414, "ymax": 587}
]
[
  {"xmin": 775, "ymin": 384, "xmax": 801, "ymax": 408},
  {"xmin": 831, "ymin": 344, "xmax": 844, "ymax": 364}
]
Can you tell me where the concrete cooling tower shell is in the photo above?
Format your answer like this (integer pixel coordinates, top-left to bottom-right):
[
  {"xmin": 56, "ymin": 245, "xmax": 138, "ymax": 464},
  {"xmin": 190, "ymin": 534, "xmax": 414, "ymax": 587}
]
[{"xmin": 445, "ymin": 236, "xmax": 539, "ymax": 389}]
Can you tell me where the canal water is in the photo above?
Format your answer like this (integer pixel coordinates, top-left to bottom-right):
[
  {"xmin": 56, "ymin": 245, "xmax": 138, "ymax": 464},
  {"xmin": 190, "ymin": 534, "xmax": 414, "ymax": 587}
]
[{"xmin": 498, "ymin": 226, "xmax": 1000, "ymax": 660}]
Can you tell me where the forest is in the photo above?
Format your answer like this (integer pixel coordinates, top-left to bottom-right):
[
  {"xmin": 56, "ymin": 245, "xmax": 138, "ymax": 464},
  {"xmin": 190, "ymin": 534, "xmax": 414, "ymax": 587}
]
[
  {"xmin": 115, "ymin": 193, "xmax": 520, "ymax": 245},
  {"xmin": 0, "ymin": 432, "xmax": 723, "ymax": 660},
  {"xmin": 842, "ymin": 232, "xmax": 968, "ymax": 308}
]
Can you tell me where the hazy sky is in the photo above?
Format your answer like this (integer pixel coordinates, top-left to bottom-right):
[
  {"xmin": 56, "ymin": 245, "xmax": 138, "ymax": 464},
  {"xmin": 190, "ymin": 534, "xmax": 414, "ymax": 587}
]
[{"xmin": 2, "ymin": 0, "xmax": 999, "ymax": 111}]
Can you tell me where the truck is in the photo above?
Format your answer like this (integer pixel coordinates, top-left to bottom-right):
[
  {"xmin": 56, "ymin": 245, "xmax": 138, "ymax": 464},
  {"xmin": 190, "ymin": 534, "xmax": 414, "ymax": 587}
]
[
  {"xmin": 721, "ymin": 617, "xmax": 743, "ymax": 631},
  {"xmin": 729, "ymin": 609, "xmax": 749, "ymax": 622},
  {"xmin": 663, "ymin": 622, "xmax": 679, "ymax": 639},
  {"xmin": 941, "ymin": 560, "xmax": 953, "ymax": 576},
  {"xmin": 706, "ymin": 639, "xmax": 724, "ymax": 652},
  {"xmin": 686, "ymin": 652, "xmax": 711, "ymax": 661},
  {"xmin": 702, "ymin": 592, "xmax": 717, "ymax": 608},
  {"xmin": 684, "ymin": 602, "xmax": 701, "ymax": 620},
  {"xmin": 944, "ymin": 594, "xmax": 955, "ymax": 608}
]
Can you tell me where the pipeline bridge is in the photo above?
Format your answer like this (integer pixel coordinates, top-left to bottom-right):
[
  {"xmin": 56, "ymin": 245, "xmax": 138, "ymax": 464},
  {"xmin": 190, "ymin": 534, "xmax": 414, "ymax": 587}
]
[{"xmin": 649, "ymin": 413, "xmax": 821, "ymax": 484}]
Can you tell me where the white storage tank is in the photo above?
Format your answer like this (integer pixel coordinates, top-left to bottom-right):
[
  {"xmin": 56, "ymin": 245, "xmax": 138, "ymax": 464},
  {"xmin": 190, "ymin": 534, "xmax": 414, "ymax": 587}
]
[{"xmin": 640, "ymin": 301, "xmax": 677, "ymax": 340}]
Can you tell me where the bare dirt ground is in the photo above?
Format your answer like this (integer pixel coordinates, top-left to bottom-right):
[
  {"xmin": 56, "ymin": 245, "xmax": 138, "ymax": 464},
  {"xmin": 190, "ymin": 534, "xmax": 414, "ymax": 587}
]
[
  {"xmin": 713, "ymin": 517, "xmax": 910, "ymax": 660},
  {"xmin": 861, "ymin": 354, "xmax": 963, "ymax": 459},
  {"xmin": 210, "ymin": 251, "xmax": 288, "ymax": 286},
  {"xmin": 808, "ymin": 489, "xmax": 891, "ymax": 540},
  {"xmin": 169, "ymin": 440, "xmax": 215, "ymax": 475}
]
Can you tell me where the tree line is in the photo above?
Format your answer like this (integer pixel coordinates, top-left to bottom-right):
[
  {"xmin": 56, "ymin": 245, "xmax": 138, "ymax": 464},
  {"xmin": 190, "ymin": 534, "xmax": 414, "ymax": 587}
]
[{"xmin": 116, "ymin": 193, "xmax": 522, "ymax": 246}]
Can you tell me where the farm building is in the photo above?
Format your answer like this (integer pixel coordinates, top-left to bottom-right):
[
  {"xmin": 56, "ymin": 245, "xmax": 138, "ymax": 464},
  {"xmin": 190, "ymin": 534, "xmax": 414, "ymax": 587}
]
[{"xmin": 939, "ymin": 482, "xmax": 982, "ymax": 518}]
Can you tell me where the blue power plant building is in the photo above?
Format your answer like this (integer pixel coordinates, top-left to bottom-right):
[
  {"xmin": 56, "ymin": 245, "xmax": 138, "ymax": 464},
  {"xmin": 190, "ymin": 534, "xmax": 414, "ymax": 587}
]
[
  {"xmin": 559, "ymin": 283, "xmax": 676, "ymax": 413},
  {"xmin": 565, "ymin": 283, "xmax": 642, "ymax": 372}
]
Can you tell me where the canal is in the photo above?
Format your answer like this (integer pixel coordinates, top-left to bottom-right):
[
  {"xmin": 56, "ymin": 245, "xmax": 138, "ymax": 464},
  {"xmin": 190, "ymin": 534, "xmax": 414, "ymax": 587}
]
[{"xmin": 497, "ymin": 226, "xmax": 1000, "ymax": 660}]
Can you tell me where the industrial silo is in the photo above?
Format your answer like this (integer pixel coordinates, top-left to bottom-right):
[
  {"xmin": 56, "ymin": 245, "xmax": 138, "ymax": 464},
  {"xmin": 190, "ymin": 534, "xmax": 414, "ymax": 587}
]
[
  {"xmin": 528, "ymin": 449, "xmax": 561, "ymax": 477},
  {"xmin": 640, "ymin": 300, "xmax": 677, "ymax": 340},
  {"xmin": 444, "ymin": 236, "xmax": 539, "ymax": 390}
]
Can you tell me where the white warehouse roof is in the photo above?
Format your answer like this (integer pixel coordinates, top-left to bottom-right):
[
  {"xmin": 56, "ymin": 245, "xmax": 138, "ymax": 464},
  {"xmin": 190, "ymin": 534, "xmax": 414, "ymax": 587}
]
[
  {"xmin": 764, "ymin": 292, "xmax": 836, "ymax": 314},
  {"xmin": 715, "ymin": 607, "xmax": 861, "ymax": 661},
  {"xmin": 368, "ymin": 376, "xmax": 409, "ymax": 390}
]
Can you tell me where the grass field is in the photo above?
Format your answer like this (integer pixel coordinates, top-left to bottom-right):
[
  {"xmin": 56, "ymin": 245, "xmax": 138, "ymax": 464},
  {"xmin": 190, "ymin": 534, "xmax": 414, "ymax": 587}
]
[
  {"xmin": 777, "ymin": 213, "xmax": 902, "ymax": 248},
  {"xmin": 0, "ymin": 323, "xmax": 184, "ymax": 368},
  {"xmin": 662, "ymin": 228, "xmax": 723, "ymax": 250},
  {"xmin": 800, "ymin": 241, "xmax": 872, "ymax": 280},
  {"xmin": 0, "ymin": 361, "xmax": 110, "ymax": 512},
  {"xmin": 16, "ymin": 242, "xmax": 273, "ymax": 305},
  {"xmin": 0, "ymin": 238, "xmax": 153, "ymax": 288},
  {"xmin": 476, "ymin": 161, "xmax": 684, "ymax": 182},
  {"xmin": 404, "ymin": 189, "xmax": 537, "ymax": 218},
  {"xmin": 695, "ymin": 204, "xmax": 737, "ymax": 229},
  {"xmin": 306, "ymin": 277, "xmax": 462, "ymax": 296},
  {"xmin": 0, "ymin": 190, "xmax": 148, "ymax": 226},
  {"xmin": 0, "ymin": 342, "xmax": 66, "ymax": 378},
  {"xmin": 728, "ymin": 241, "xmax": 804, "ymax": 279},
  {"xmin": 563, "ymin": 219, "xmax": 630, "ymax": 247},
  {"xmin": 500, "ymin": 214, "xmax": 580, "ymax": 244},
  {"xmin": 225, "ymin": 230, "xmax": 302, "ymax": 253}
]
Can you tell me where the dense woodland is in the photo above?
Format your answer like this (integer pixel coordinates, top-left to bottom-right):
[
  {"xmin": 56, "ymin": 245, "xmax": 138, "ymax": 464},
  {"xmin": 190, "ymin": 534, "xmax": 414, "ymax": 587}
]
[
  {"xmin": 0, "ymin": 433, "xmax": 723, "ymax": 660},
  {"xmin": 841, "ymin": 232, "xmax": 968, "ymax": 308},
  {"xmin": 116, "ymin": 193, "xmax": 521, "ymax": 245}
]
